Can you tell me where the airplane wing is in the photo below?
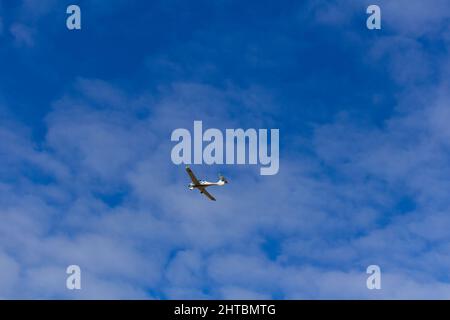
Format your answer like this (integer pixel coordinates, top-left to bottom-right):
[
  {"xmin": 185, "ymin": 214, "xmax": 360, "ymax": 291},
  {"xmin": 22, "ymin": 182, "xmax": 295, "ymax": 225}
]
[
  {"xmin": 186, "ymin": 166, "xmax": 200, "ymax": 185},
  {"xmin": 199, "ymin": 187, "xmax": 216, "ymax": 201}
]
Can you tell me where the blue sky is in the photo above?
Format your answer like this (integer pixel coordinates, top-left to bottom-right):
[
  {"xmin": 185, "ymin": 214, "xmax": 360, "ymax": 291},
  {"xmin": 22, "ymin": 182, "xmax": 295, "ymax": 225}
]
[{"xmin": 1, "ymin": 0, "xmax": 450, "ymax": 299}]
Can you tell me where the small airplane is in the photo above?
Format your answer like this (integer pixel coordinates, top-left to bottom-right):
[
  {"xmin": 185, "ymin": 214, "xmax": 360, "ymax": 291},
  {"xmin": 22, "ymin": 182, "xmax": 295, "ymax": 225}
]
[{"xmin": 185, "ymin": 166, "xmax": 228, "ymax": 201}]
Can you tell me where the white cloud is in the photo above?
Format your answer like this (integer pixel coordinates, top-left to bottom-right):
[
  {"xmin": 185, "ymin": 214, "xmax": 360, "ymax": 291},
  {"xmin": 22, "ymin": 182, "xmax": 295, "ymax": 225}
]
[
  {"xmin": 10, "ymin": 23, "xmax": 34, "ymax": 47},
  {"xmin": 1, "ymin": 64, "xmax": 450, "ymax": 298},
  {"xmin": 1, "ymin": 0, "xmax": 450, "ymax": 299}
]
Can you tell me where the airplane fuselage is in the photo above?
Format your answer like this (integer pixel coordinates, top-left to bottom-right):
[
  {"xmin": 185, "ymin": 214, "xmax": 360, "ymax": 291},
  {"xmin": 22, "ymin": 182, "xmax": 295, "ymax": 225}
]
[{"xmin": 188, "ymin": 180, "xmax": 225, "ymax": 190}]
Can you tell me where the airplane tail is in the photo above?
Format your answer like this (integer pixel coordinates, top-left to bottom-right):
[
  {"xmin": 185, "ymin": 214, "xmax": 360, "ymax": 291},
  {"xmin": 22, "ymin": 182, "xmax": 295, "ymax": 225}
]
[{"xmin": 219, "ymin": 174, "xmax": 228, "ymax": 184}]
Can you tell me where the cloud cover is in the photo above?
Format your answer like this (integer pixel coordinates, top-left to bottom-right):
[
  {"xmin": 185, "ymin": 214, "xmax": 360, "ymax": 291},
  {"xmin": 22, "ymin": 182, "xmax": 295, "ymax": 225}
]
[{"xmin": 0, "ymin": 0, "xmax": 450, "ymax": 299}]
